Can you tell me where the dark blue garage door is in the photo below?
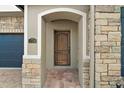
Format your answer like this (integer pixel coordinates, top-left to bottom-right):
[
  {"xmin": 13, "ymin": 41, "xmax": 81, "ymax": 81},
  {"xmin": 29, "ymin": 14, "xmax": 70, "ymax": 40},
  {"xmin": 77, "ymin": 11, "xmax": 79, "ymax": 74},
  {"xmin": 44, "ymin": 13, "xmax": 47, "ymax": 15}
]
[{"xmin": 0, "ymin": 34, "xmax": 24, "ymax": 67}]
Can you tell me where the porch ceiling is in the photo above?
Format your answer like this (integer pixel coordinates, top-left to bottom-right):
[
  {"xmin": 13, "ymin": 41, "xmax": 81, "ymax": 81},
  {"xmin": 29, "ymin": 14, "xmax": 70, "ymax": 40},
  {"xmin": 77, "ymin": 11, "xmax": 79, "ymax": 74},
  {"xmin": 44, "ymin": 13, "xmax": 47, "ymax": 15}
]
[{"xmin": 43, "ymin": 11, "xmax": 81, "ymax": 22}]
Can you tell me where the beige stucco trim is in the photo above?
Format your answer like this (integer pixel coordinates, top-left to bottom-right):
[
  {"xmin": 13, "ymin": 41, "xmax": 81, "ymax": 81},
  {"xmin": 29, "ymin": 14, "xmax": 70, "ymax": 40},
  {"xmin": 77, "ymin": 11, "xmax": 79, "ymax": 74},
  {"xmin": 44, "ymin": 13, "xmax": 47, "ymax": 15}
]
[
  {"xmin": 82, "ymin": 14, "xmax": 89, "ymax": 60},
  {"xmin": 90, "ymin": 5, "xmax": 95, "ymax": 88},
  {"xmin": 23, "ymin": 6, "xmax": 40, "ymax": 59},
  {"xmin": 23, "ymin": 55, "xmax": 41, "ymax": 59},
  {"xmin": 24, "ymin": 5, "xmax": 28, "ymax": 56}
]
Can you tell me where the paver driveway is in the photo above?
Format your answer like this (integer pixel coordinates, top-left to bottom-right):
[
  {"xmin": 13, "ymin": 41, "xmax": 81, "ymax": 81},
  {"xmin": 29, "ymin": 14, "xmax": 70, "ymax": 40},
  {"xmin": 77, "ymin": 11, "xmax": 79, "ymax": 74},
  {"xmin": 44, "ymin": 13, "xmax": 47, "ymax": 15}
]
[{"xmin": 0, "ymin": 69, "xmax": 22, "ymax": 88}]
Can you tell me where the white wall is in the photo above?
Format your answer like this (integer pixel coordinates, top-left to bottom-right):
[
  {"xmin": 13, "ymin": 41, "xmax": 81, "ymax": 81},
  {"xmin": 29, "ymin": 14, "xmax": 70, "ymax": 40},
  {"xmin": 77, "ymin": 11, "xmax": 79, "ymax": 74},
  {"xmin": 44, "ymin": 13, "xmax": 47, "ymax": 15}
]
[{"xmin": 46, "ymin": 20, "xmax": 78, "ymax": 69}]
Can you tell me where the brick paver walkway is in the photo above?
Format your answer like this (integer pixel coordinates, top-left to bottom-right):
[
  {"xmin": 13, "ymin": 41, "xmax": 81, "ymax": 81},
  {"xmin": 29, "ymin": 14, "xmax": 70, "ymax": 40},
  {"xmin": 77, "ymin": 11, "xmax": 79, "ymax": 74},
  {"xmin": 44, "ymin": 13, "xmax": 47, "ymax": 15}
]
[{"xmin": 44, "ymin": 68, "xmax": 80, "ymax": 88}]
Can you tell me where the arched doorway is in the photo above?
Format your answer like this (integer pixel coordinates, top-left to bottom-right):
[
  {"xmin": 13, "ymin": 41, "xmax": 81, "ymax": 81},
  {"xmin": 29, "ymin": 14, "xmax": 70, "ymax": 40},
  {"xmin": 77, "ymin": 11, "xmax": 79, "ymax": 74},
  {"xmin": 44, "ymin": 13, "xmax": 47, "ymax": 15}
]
[{"xmin": 38, "ymin": 8, "xmax": 88, "ymax": 87}]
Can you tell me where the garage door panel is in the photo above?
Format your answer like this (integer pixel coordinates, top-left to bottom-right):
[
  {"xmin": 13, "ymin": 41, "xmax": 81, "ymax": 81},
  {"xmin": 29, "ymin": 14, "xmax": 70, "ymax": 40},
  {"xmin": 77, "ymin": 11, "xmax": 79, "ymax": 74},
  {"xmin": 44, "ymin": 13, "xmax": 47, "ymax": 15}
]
[
  {"xmin": 0, "ymin": 56, "xmax": 22, "ymax": 59},
  {"xmin": 0, "ymin": 34, "xmax": 24, "ymax": 67},
  {"xmin": 0, "ymin": 51, "xmax": 23, "ymax": 54},
  {"xmin": 0, "ymin": 62, "xmax": 22, "ymax": 67}
]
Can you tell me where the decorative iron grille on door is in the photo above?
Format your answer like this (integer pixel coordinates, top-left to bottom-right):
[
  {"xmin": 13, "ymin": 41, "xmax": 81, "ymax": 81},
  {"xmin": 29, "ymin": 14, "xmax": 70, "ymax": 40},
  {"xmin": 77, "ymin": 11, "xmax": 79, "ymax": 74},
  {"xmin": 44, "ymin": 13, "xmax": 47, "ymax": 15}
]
[{"xmin": 54, "ymin": 30, "xmax": 70, "ymax": 66}]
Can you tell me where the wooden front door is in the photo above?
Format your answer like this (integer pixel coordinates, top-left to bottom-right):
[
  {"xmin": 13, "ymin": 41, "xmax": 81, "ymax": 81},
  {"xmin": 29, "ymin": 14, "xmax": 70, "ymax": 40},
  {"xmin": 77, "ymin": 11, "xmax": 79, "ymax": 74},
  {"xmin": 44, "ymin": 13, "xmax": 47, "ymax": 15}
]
[{"xmin": 54, "ymin": 30, "xmax": 70, "ymax": 66}]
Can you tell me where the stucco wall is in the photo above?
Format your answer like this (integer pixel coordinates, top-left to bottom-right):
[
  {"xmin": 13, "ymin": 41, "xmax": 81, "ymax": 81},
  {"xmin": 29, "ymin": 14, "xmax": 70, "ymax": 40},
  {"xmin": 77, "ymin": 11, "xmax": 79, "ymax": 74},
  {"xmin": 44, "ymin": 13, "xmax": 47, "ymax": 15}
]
[
  {"xmin": 46, "ymin": 20, "xmax": 78, "ymax": 69},
  {"xmin": 27, "ymin": 5, "xmax": 89, "ymax": 55}
]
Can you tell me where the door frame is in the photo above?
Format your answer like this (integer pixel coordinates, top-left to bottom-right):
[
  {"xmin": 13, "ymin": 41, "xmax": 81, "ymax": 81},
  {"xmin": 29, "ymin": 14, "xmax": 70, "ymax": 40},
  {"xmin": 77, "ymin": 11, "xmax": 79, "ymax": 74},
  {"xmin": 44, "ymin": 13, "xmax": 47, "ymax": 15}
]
[{"xmin": 54, "ymin": 30, "xmax": 71, "ymax": 66}]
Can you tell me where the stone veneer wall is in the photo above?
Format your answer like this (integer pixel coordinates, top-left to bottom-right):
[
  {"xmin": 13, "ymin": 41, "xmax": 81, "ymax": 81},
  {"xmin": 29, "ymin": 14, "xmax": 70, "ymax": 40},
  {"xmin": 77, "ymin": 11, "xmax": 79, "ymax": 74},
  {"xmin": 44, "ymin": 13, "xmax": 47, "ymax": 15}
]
[
  {"xmin": 0, "ymin": 16, "xmax": 23, "ymax": 33},
  {"xmin": 95, "ymin": 5, "xmax": 121, "ymax": 88},
  {"xmin": 82, "ymin": 8, "xmax": 91, "ymax": 88},
  {"xmin": 22, "ymin": 59, "xmax": 42, "ymax": 88},
  {"xmin": 81, "ymin": 62, "xmax": 90, "ymax": 88}
]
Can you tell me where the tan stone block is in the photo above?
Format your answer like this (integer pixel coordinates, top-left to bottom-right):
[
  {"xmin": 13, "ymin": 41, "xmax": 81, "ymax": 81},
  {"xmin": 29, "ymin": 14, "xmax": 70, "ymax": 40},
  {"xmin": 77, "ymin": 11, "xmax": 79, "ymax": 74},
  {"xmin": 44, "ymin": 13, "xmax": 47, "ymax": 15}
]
[
  {"xmin": 22, "ymin": 64, "xmax": 26, "ymax": 68},
  {"xmin": 100, "ymin": 82, "xmax": 109, "ymax": 85},
  {"xmin": 95, "ymin": 42, "xmax": 100, "ymax": 46},
  {"xmin": 95, "ymin": 6, "xmax": 114, "ymax": 12},
  {"xmin": 101, "ymin": 42, "xmax": 116, "ymax": 46},
  {"xmin": 101, "ymin": 53, "xmax": 120, "ymax": 59},
  {"xmin": 111, "ymin": 76, "xmax": 121, "ymax": 81},
  {"xmin": 96, "ymin": 64, "xmax": 107, "ymax": 72},
  {"xmin": 30, "ymin": 79, "xmax": 40, "ymax": 83},
  {"xmin": 109, "ymin": 23, "xmax": 120, "ymax": 26},
  {"xmin": 83, "ymin": 68, "xmax": 89, "ymax": 72},
  {"xmin": 32, "ymin": 69, "xmax": 40, "ymax": 73},
  {"xmin": 114, "ymin": 6, "xmax": 121, "ymax": 12},
  {"xmin": 103, "ymin": 59, "xmax": 116, "ymax": 64},
  {"xmin": 101, "ymin": 75, "xmax": 110, "ymax": 81},
  {"xmin": 22, "ymin": 78, "xmax": 31, "ymax": 84},
  {"xmin": 23, "ymin": 59, "xmax": 32, "ymax": 63},
  {"xmin": 26, "ymin": 64, "xmax": 33, "ymax": 68},
  {"xmin": 119, "ymin": 26, "xmax": 121, "ymax": 31},
  {"xmin": 24, "ymin": 68, "xmax": 31, "ymax": 73},
  {"xmin": 95, "ymin": 26, "xmax": 101, "ymax": 34},
  {"xmin": 101, "ymin": 32, "xmax": 108, "ymax": 35},
  {"xmin": 32, "ymin": 64, "xmax": 40, "ymax": 68},
  {"xmin": 95, "ymin": 53, "xmax": 100, "ymax": 58},
  {"xmin": 32, "ymin": 69, "xmax": 40, "ymax": 75},
  {"xmin": 116, "ymin": 59, "xmax": 120, "ymax": 64},
  {"xmin": 109, "ymin": 64, "xmax": 120, "ymax": 71},
  {"xmin": 108, "ymin": 32, "xmax": 121, "ymax": 42},
  {"xmin": 101, "ymin": 85, "xmax": 110, "ymax": 88},
  {"xmin": 26, "ymin": 73, "xmax": 32, "ymax": 76},
  {"xmin": 83, "ymin": 73, "xmax": 89, "ymax": 79},
  {"xmin": 83, "ymin": 84, "xmax": 89, "ymax": 88},
  {"xmin": 83, "ymin": 62, "xmax": 90, "ymax": 67},
  {"xmin": 95, "ymin": 81, "xmax": 101, "ymax": 88},
  {"xmin": 111, "ymin": 47, "xmax": 120, "ymax": 53},
  {"xmin": 95, "ymin": 46, "xmax": 110, "ymax": 53},
  {"xmin": 95, "ymin": 59, "xmax": 102, "ymax": 63},
  {"xmin": 108, "ymin": 71, "xmax": 120, "ymax": 76},
  {"xmin": 116, "ymin": 42, "xmax": 120, "ymax": 46},
  {"xmin": 95, "ymin": 19, "xmax": 108, "ymax": 25},
  {"xmin": 31, "ymin": 59, "xmax": 41, "ymax": 63},
  {"xmin": 95, "ymin": 35, "xmax": 107, "ymax": 41},
  {"xmin": 108, "ymin": 19, "xmax": 120, "ymax": 26},
  {"xmin": 95, "ymin": 73, "xmax": 100, "ymax": 81},
  {"xmin": 101, "ymin": 26, "xmax": 118, "ymax": 31},
  {"xmin": 96, "ymin": 13, "xmax": 120, "ymax": 19},
  {"xmin": 101, "ymin": 72, "xmax": 107, "ymax": 76}
]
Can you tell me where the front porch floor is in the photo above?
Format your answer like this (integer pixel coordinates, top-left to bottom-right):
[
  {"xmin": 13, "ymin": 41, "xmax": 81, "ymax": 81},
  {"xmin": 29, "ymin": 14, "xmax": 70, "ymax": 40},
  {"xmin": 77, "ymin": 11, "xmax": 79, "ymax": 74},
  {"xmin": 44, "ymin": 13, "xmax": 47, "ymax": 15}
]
[{"xmin": 44, "ymin": 68, "xmax": 81, "ymax": 88}]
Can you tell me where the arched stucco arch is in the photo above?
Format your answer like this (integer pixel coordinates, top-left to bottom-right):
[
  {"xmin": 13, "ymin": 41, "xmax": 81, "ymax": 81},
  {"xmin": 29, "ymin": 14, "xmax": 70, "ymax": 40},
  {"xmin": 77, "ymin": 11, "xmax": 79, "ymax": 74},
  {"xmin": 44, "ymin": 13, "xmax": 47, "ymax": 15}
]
[{"xmin": 37, "ymin": 8, "xmax": 89, "ymax": 61}]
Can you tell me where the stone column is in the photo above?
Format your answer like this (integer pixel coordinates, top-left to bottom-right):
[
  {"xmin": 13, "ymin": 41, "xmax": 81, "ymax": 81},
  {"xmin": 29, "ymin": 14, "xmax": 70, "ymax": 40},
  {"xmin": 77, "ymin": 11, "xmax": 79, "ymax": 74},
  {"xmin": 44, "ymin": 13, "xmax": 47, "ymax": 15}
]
[
  {"xmin": 95, "ymin": 5, "xmax": 121, "ymax": 88},
  {"xmin": 22, "ymin": 58, "xmax": 42, "ymax": 88}
]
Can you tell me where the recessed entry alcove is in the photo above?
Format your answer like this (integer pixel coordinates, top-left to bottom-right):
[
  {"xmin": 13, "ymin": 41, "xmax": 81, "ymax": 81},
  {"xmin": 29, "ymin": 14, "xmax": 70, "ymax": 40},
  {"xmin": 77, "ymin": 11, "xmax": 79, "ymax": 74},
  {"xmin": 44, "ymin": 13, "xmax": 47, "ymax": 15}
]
[{"xmin": 37, "ymin": 8, "xmax": 89, "ymax": 87}]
